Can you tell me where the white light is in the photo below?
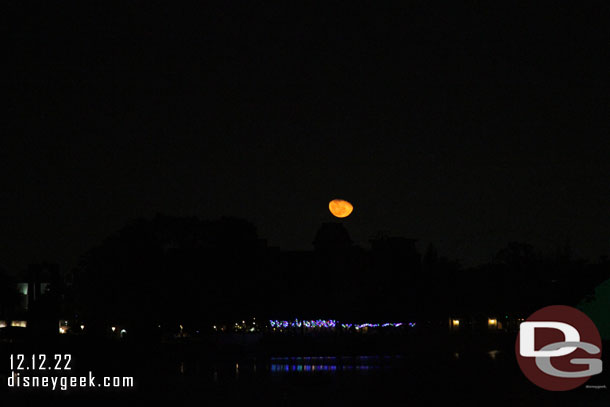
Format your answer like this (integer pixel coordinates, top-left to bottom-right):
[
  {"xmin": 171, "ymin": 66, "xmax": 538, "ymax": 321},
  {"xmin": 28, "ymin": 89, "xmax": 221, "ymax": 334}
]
[
  {"xmin": 111, "ymin": 326, "xmax": 116, "ymax": 332},
  {"xmin": 59, "ymin": 327, "xmax": 66, "ymax": 334},
  {"xmin": 80, "ymin": 325, "xmax": 85, "ymax": 330}
]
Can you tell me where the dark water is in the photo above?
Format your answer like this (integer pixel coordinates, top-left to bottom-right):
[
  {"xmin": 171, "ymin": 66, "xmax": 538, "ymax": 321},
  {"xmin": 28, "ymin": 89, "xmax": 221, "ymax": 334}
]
[
  {"xmin": 3, "ymin": 339, "xmax": 609, "ymax": 406},
  {"xmin": 159, "ymin": 352, "xmax": 609, "ymax": 406}
]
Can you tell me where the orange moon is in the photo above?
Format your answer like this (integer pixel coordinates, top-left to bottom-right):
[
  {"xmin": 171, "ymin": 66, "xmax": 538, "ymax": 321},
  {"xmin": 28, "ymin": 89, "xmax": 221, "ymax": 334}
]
[{"xmin": 328, "ymin": 199, "xmax": 353, "ymax": 218}]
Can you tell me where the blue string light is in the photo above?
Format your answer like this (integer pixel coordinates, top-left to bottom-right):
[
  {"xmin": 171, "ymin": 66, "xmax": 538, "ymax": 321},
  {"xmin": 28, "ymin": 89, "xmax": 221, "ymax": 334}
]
[
  {"xmin": 270, "ymin": 319, "xmax": 414, "ymax": 330},
  {"xmin": 270, "ymin": 319, "xmax": 337, "ymax": 328}
]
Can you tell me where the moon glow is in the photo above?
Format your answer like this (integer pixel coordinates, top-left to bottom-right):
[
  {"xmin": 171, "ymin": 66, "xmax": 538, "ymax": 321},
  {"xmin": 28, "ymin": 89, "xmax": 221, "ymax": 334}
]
[{"xmin": 329, "ymin": 199, "xmax": 353, "ymax": 218}]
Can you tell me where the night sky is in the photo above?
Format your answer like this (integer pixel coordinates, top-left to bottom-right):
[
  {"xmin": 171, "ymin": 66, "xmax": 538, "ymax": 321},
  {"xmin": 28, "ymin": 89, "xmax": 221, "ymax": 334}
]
[{"xmin": 3, "ymin": 2, "xmax": 610, "ymax": 271}]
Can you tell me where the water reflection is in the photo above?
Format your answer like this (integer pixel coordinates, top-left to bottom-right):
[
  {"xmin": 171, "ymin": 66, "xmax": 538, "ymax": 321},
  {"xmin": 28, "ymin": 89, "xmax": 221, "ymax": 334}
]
[
  {"xmin": 179, "ymin": 351, "xmax": 502, "ymax": 381},
  {"xmin": 269, "ymin": 356, "xmax": 393, "ymax": 374},
  {"xmin": 270, "ymin": 364, "xmax": 379, "ymax": 372}
]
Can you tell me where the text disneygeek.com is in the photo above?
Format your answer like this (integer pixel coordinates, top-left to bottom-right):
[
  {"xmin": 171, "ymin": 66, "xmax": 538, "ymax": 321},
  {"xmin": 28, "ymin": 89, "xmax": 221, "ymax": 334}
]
[{"xmin": 7, "ymin": 354, "xmax": 134, "ymax": 391}]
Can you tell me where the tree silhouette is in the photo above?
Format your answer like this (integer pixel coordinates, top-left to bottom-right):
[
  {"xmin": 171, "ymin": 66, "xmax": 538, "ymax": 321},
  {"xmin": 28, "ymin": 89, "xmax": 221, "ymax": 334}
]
[
  {"xmin": 76, "ymin": 215, "xmax": 264, "ymax": 338},
  {"xmin": 0, "ymin": 268, "xmax": 19, "ymax": 319}
]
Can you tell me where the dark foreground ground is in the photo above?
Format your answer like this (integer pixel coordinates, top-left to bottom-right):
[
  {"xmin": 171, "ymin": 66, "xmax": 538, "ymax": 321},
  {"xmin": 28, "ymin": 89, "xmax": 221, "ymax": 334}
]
[{"xmin": 1, "ymin": 332, "xmax": 608, "ymax": 406}]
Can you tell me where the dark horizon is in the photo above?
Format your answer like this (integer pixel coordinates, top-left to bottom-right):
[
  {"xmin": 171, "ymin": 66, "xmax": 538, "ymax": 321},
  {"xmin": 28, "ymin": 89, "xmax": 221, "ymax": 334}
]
[
  {"xmin": 1, "ymin": 212, "xmax": 608, "ymax": 275},
  {"xmin": 4, "ymin": 3, "xmax": 610, "ymax": 271}
]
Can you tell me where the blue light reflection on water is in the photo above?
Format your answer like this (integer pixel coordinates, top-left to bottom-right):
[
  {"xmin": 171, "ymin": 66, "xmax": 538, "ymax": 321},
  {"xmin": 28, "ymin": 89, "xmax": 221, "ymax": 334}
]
[
  {"xmin": 269, "ymin": 356, "xmax": 395, "ymax": 373},
  {"xmin": 270, "ymin": 364, "xmax": 379, "ymax": 372}
]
